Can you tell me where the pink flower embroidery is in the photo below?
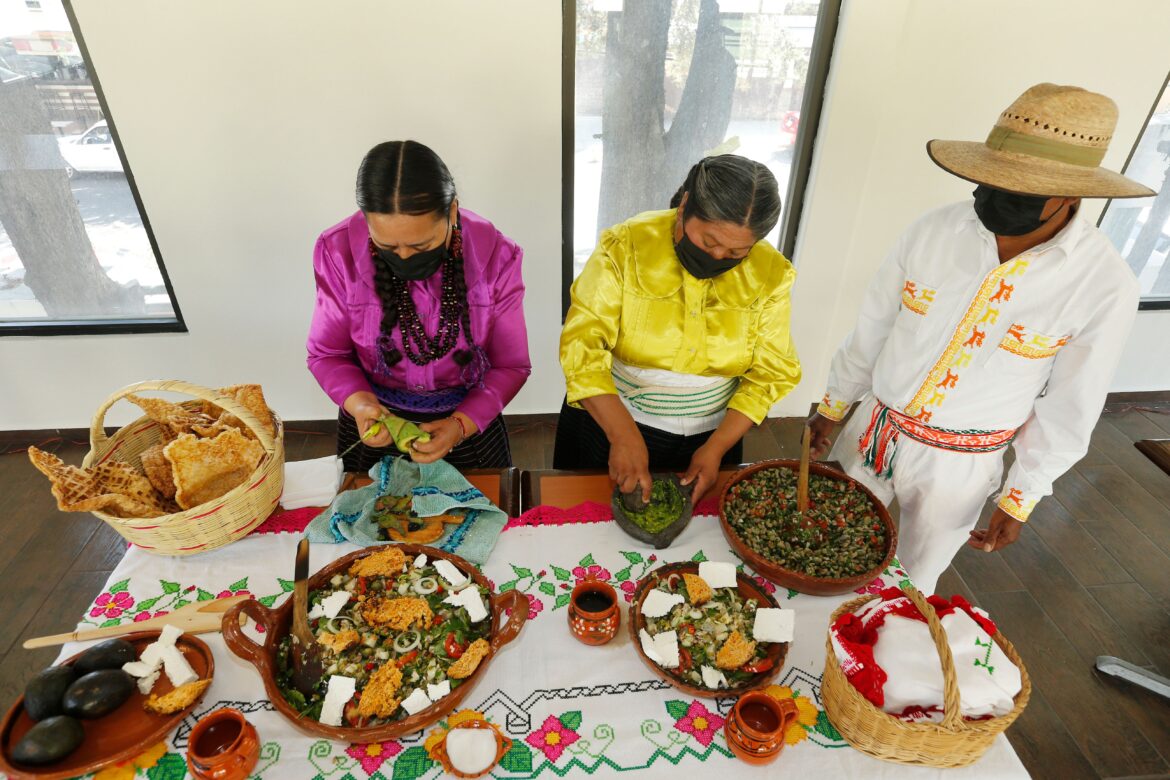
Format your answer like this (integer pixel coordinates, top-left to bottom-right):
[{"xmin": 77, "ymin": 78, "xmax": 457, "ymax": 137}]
[
  {"xmin": 216, "ymin": 589, "xmax": 252, "ymax": 599},
  {"xmin": 674, "ymin": 700, "xmax": 725, "ymax": 747},
  {"xmin": 572, "ymin": 564, "xmax": 611, "ymax": 584},
  {"xmin": 90, "ymin": 591, "xmax": 134, "ymax": 619},
  {"xmin": 133, "ymin": 611, "xmax": 154, "ymax": 622},
  {"xmin": 525, "ymin": 714, "xmax": 580, "ymax": 761},
  {"xmin": 345, "ymin": 740, "xmax": 402, "ymax": 773},
  {"xmin": 752, "ymin": 574, "xmax": 776, "ymax": 594},
  {"xmin": 854, "ymin": 577, "xmax": 884, "ymax": 595},
  {"xmin": 526, "ymin": 593, "xmax": 544, "ymax": 620},
  {"xmin": 619, "ymin": 580, "xmax": 637, "ymax": 603}
]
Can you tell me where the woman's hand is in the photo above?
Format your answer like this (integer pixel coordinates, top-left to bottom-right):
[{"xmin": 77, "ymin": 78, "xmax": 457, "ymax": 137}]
[
  {"xmin": 610, "ymin": 431, "xmax": 652, "ymax": 503},
  {"xmin": 680, "ymin": 443, "xmax": 722, "ymax": 504},
  {"xmin": 343, "ymin": 391, "xmax": 392, "ymax": 448},
  {"xmin": 411, "ymin": 412, "xmax": 477, "ymax": 464}
]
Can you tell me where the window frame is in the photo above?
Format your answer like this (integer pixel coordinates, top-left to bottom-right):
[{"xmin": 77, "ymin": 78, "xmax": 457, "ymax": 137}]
[
  {"xmin": 560, "ymin": 0, "xmax": 843, "ymax": 317},
  {"xmin": 0, "ymin": 0, "xmax": 186, "ymax": 337},
  {"xmin": 1096, "ymin": 69, "xmax": 1170, "ymax": 312}
]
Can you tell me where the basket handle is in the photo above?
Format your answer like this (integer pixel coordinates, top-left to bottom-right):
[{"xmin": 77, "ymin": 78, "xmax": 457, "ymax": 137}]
[
  {"xmin": 901, "ymin": 585, "xmax": 964, "ymax": 731},
  {"xmin": 88, "ymin": 380, "xmax": 276, "ymax": 458}
]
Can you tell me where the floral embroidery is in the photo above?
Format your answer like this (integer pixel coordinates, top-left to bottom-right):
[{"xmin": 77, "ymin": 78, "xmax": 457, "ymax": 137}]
[
  {"xmin": 670, "ymin": 700, "xmax": 725, "ymax": 747},
  {"xmin": 90, "ymin": 591, "xmax": 134, "ymax": 619},
  {"xmin": 573, "ymin": 564, "xmax": 612, "ymax": 584},
  {"xmin": 92, "ymin": 741, "xmax": 167, "ymax": 780},
  {"xmin": 526, "ymin": 713, "xmax": 581, "ymax": 761},
  {"xmin": 999, "ymin": 323, "xmax": 1069, "ymax": 359},
  {"xmin": 345, "ymin": 740, "xmax": 403, "ymax": 774},
  {"xmin": 763, "ymin": 686, "xmax": 820, "ymax": 746}
]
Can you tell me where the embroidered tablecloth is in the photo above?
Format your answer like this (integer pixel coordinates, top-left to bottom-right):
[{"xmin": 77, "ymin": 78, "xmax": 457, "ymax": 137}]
[{"xmin": 40, "ymin": 509, "xmax": 1029, "ymax": 779}]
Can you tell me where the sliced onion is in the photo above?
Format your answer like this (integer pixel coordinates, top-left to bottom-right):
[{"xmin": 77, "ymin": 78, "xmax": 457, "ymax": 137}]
[
  {"xmin": 393, "ymin": 630, "xmax": 421, "ymax": 653},
  {"xmin": 412, "ymin": 577, "xmax": 439, "ymax": 595}
]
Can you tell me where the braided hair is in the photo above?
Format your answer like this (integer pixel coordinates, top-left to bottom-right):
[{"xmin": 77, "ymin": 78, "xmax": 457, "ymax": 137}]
[
  {"xmin": 357, "ymin": 141, "xmax": 475, "ymax": 369},
  {"xmin": 670, "ymin": 154, "xmax": 782, "ymax": 240}
]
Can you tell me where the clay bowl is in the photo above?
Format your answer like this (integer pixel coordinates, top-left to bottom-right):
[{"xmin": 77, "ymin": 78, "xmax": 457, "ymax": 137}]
[
  {"xmin": 718, "ymin": 459, "xmax": 897, "ymax": 597},
  {"xmin": 0, "ymin": 632, "xmax": 214, "ymax": 780},
  {"xmin": 222, "ymin": 544, "xmax": 526, "ymax": 743},
  {"xmin": 611, "ymin": 474, "xmax": 694, "ymax": 549},
  {"xmin": 629, "ymin": 562, "xmax": 787, "ymax": 699}
]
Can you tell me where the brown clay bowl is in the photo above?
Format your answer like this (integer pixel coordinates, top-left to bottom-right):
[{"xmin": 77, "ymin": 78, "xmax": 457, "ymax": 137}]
[
  {"xmin": 222, "ymin": 544, "xmax": 527, "ymax": 742},
  {"xmin": 629, "ymin": 562, "xmax": 787, "ymax": 699},
  {"xmin": 0, "ymin": 632, "xmax": 214, "ymax": 780},
  {"xmin": 718, "ymin": 459, "xmax": 897, "ymax": 597}
]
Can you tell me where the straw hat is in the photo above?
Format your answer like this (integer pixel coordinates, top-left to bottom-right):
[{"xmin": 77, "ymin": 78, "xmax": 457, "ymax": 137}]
[{"xmin": 927, "ymin": 83, "xmax": 1155, "ymax": 198}]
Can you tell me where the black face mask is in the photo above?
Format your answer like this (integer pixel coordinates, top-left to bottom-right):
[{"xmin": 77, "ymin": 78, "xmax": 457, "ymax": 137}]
[
  {"xmin": 674, "ymin": 230, "xmax": 744, "ymax": 279},
  {"xmin": 972, "ymin": 185, "xmax": 1062, "ymax": 237},
  {"xmin": 374, "ymin": 219, "xmax": 450, "ymax": 280}
]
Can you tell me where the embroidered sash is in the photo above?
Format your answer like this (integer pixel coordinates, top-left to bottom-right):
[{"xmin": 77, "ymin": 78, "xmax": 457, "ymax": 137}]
[{"xmin": 859, "ymin": 400, "xmax": 1017, "ymax": 478}]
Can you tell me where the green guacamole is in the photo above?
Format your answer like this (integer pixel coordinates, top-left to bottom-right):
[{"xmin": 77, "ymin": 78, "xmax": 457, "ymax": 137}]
[{"xmin": 625, "ymin": 479, "xmax": 684, "ymax": 533}]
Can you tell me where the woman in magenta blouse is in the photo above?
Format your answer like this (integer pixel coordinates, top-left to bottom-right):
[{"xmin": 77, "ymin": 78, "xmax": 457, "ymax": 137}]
[{"xmin": 307, "ymin": 140, "xmax": 530, "ymax": 470}]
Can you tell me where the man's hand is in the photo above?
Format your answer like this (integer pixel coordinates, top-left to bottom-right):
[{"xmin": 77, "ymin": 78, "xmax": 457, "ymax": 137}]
[
  {"xmin": 967, "ymin": 508, "xmax": 1024, "ymax": 553},
  {"xmin": 806, "ymin": 412, "xmax": 838, "ymax": 460},
  {"xmin": 680, "ymin": 443, "xmax": 722, "ymax": 503},
  {"xmin": 610, "ymin": 432, "xmax": 652, "ymax": 503}
]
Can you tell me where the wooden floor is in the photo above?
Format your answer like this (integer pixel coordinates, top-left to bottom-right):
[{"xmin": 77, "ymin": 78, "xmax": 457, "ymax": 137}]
[{"xmin": 2, "ymin": 408, "xmax": 1169, "ymax": 779}]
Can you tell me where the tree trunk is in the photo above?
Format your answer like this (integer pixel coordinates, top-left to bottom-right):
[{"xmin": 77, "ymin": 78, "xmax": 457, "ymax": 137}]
[{"xmin": 0, "ymin": 78, "xmax": 143, "ymax": 318}]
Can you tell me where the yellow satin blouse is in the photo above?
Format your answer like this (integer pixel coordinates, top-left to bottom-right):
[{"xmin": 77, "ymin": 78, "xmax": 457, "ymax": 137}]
[{"xmin": 560, "ymin": 209, "xmax": 801, "ymax": 424}]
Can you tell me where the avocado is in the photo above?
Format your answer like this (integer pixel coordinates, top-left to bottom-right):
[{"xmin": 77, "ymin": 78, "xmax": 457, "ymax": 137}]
[
  {"xmin": 23, "ymin": 666, "xmax": 77, "ymax": 722},
  {"xmin": 10, "ymin": 715, "xmax": 85, "ymax": 765},
  {"xmin": 62, "ymin": 669, "xmax": 134, "ymax": 719},
  {"xmin": 73, "ymin": 638, "xmax": 137, "ymax": 675}
]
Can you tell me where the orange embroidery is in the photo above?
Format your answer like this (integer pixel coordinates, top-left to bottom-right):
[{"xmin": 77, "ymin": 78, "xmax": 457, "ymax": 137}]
[
  {"xmin": 1004, "ymin": 488, "xmax": 1023, "ymax": 507},
  {"xmin": 964, "ymin": 328, "xmax": 986, "ymax": 348},
  {"xmin": 999, "ymin": 324, "xmax": 1069, "ymax": 360},
  {"xmin": 915, "ymin": 410, "xmax": 933, "ymax": 423},
  {"xmin": 989, "ymin": 280, "xmax": 1014, "ymax": 303},
  {"xmin": 938, "ymin": 370, "xmax": 958, "ymax": 389},
  {"xmin": 901, "ymin": 280, "xmax": 936, "ymax": 316},
  {"xmin": 1006, "ymin": 324, "xmax": 1026, "ymax": 342},
  {"xmin": 903, "ymin": 281, "xmax": 917, "ymax": 296}
]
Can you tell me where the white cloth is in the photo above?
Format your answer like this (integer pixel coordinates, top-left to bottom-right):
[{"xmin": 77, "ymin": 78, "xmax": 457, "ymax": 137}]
[
  {"xmin": 279, "ymin": 455, "xmax": 342, "ymax": 509},
  {"xmin": 612, "ymin": 358, "xmax": 728, "ymax": 436},
  {"xmin": 820, "ymin": 201, "xmax": 1139, "ymax": 522}
]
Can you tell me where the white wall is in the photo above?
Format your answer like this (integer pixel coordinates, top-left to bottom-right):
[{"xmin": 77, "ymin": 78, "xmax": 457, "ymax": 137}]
[
  {"xmin": 1, "ymin": 0, "xmax": 562, "ymax": 430},
  {"xmin": 780, "ymin": 0, "xmax": 1170, "ymax": 414}
]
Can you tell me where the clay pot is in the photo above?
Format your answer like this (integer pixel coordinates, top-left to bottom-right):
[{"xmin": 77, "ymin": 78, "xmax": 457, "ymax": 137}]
[
  {"xmin": 567, "ymin": 579, "xmax": 620, "ymax": 646},
  {"xmin": 186, "ymin": 708, "xmax": 259, "ymax": 780},
  {"xmin": 723, "ymin": 691, "xmax": 798, "ymax": 765}
]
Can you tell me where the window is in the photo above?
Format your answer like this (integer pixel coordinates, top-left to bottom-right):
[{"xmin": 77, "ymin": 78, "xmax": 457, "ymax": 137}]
[
  {"xmin": 0, "ymin": 0, "xmax": 183, "ymax": 334},
  {"xmin": 1098, "ymin": 71, "xmax": 1170, "ymax": 308},
  {"xmin": 564, "ymin": 0, "xmax": 841, "ymax": 308}
]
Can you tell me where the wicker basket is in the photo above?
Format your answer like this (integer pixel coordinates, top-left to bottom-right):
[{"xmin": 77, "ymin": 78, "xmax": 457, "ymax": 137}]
[
  {"xmin": 822, "ymin": 586, "xmax": 1030, "ymax": 768},
  {"xmin": 79, "ymin": 380, "xmax": 285, "ymax": 556}
]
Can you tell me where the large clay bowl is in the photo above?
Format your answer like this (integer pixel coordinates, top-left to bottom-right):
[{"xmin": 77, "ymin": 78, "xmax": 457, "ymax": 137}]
[
  {"xmin": 222, "ymin": 544, "xmax": 526, "ymax": 742},
  {"xmin": 629, "ymin": 562, "xmax": 787, "ymax": 699},
  {"xmin": 718, "ymin": 459, "xmax": 897, "ymax": 597}
]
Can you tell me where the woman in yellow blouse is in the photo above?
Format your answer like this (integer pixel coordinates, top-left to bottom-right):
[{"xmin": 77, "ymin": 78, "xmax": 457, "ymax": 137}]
[{"xmin": 556, "ymin": 155, "xmax": 801, "ymax": 502}]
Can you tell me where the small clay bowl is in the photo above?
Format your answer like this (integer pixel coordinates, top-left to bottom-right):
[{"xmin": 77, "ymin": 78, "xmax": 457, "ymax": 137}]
[
  {"xmin": 724, "ymin": 691, "xmax": 798, "ymax": 765},
  {"xmin": 567, "ymin": 579, "xmax": 620, "ymax": 645},
  {"xmin": 186, "ymin": 708, "xmax": 259, "ymax": 780},
  {"xmin": 612, "ymin": 474, "xmax": 694, "ymax": 549},
  {"xmin": 431, "ymin": 719, "xmax": 512, "ymax": 778}
]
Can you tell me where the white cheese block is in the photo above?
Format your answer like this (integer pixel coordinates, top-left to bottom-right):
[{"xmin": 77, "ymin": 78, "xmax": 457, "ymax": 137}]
[
  {"xmin": 401, "ymin": 688, "xmax": 433, "ymax": 716},
  {"xmin": 443, "ymin": 587, "xmax": 488, "ymax": 623},
  {"xmin": 136, "ymin": 669, "xmax": 161, "ymax": 696},
  {"xmin": 160, "ymin": 645, "xmax": 199, "ymax": 688},
  {"xmin": 122, "ymin": 660, "xmax": 160, "ymax": 678},
  {"xmin": 158, "ymin": 623, "xmax": 183, "ymax": 648},
  {"xmin": 639, "ymin": 629, "xmax": 663, "ymax": 665},
  {"xmin": 319, "ymin": 675, "xmax": 356, "ymax": 726},
  {"xmin": 433, "ymin": 559, "xmax": 469, "ymax": 589},
  {"xmin": 701, "ymin": 665, "xmax": 728, "ymax": 689},
  {"xmin": 753, "ymin": 608, "xmax": 795, "ymax": 643},
  {"xmin": 414, "ymin": 553, "xmax": 428, "ymax": 569},
  {"xmin": 698, "ymin": 561, "xmax": 738, "ymax": 589},
  {"xmin": 446, "ymin": 727, "xmax": 500, "ymax": 775},
  {"xmin": 307, "ymin": 603, "xmax": 326, "ymax": 620},
  {"xmin": 653, "ymin": 631, "xmax": 680, "ymax": 669},
  {"xmin": 320, "ymin": 591, "xmax": 351, "ymax": 620},
  {"xmin": 139, "ymin": 642, "xmax": 165, "ymax": 667},
  {"xmin": 427, "ymin": 680, "xmax": 451, "ymax": 701},
  {"xmin": 641, "ymin": 589, "xmax": 685, "ymax": 618}
]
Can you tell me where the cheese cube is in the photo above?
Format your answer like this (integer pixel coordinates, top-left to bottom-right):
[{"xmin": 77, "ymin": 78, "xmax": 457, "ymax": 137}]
[
  {"xmin": 139, "ymin": 642, "xmax": 165, "ymax": 667},
  {"xmin": 158, "ymin": 623, "xmax": 183, "ymax": 647},
  {"xmin": 701, "ymin": 665, "xmax": 728, "ymax": 689},
  {"xmin": 653, "ymin": 631, "xmax": 680, "ymax": 669},
  {"xmin": 446, "ymin": 727, "xmax": 499, "ymax": 775},
  {"xmin": 136, "ymin": 669, "xmax": 161, "ymax": 696},
  {"xmin": 641, "ymin": 589, "xmax": 685, "ymax": 618},
  {"xmin": 160, "ymin": 645, "xmax": 199, "ymax": 688},
  {"xmin": 698, "ymin": 561, "xmax": 738, "ymax": 589},
  {"xmin": 753, "ymin": 608, "xmax": 795, "ymax": 643},
  {"xmin": 319, "ymin": 675, "xmax": 356, "ymax": 726},
  {"xmin": 401, "ymin": 688, "xmax": 433, "ymax": 716},
  {"xmin": 444, "ymin": 587, "xmax": 488, "ymax": 623},
  {"xmin": 427, "ymin": 680, "xmax": 451, "ymax": 701},
  {"xmin": 638, "ymin": 629, "xmax": 663, "ymax": 665},
  {"xmin": 433, "ymin": 559, "xmax": 469, "ymax": 589},
  {"xmin": 414, "ymin": 553, "xmax": 428, "ymax": 569},
  {"xmin": 307, "ymin": 603, "xmax": 326, "ymax": 620},
  {"xmin": 122, "ymin": 660, "xmax": 159, "ymax": 678},
  {"xmin": 320, "ymin": 591, "xmax": 351, "ymax": 620}
]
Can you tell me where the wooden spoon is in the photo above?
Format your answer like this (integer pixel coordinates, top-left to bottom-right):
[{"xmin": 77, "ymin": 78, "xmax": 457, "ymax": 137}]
[
  {"xmin": 798, "ymin": 426, "xmax": 811, "ymax": 515},
  {"xmin": 289, "ymin": 537, "xmax": 324, "ymax": 696}
]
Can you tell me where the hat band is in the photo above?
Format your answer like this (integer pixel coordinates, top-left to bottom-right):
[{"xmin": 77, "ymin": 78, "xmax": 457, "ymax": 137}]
[{"xmin": 985, "ymin": 125, "xmax": 1106, "ymax": 168}]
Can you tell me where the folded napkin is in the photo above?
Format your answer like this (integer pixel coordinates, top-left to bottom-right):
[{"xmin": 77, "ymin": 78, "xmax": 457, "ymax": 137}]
[
  {"xmin": 305, "ymin": 456, "xmax": 508, "ymax": 565},
  {"xmin": 280, "ymin": 455, "xmax": 343, "ymax": 510}
]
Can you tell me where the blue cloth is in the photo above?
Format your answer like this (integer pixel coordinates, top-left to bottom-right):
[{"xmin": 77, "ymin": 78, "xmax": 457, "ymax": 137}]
[{"xmin": 305, "ymin": 457, "xmax": 508, "ymax": 565}]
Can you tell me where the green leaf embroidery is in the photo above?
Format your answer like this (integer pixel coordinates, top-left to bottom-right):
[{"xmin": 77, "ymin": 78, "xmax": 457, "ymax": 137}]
[
  {"xmin": 196, "ymin": 588, "xmax": 215, "ymax": 602},
  {"xmin": 621, "ymin": 550, "xmax": 644, "ymax": 564},
  {"xmin": 498, "ymin": 580, "xmax": 518, "ymax": 593},
  {"xmin": 559, "ymin": 710, "xmax": 583, "ymax": 731},
  {"xmin": 107, "ymin": 578, "xmax": 130, "ymax": 594},
  {"xmin": 258, "ymin": 595, "xmax": 278, "ymax": 607},
  {"xmin": 554, "ymin": 593, "xmax": 571, "ymax": 610},
  {"xmin": 664, "ymin": 700, "xmax": 690, "ymax": 721},
  {"xmin": 160, "ymin": 580, "xmax": 180, "ymax": 594},
  {"xmin": 690, "ymin": 550, "xmax": 708, "ymax": 563},
  {"xmin": 510, "ymin": 564, "xmax": 533, "ymax": 579},
  {"xmin": 498, "ymin": 739, "xmax": 533, "ymax": 773},
  {"xmin": 227, "ymin": 577, "xmax": 249, "ymax": 591},
  {"xmin": 786, "ymin": 588, "xmax": 799, "ymax": 600},
  {"xmin": 390, "ymin": 745, "xmax": 434, "ymax": 780},
  {"xmin": 579, "ymin": 553, "xmax": 596, "ymax": 567},
  {"xmin": 551, "ymin": 565, "xmax": 572, "ymax": 581},
  {"xmin": 814, "ymin": 709, "xmax": 842, "ymax": 740},
  {"xmin": 538, "ymin": 581, "xmax": 556, "ymax": 596},
  {"xmin": 99, "ymin": 618, "xmax": 121, "ymax": 628},
  {"xmin": 146, "ymin": 752, "xmax": 188, "ymax": 780},
  {"xmin": 134, "ymin": 596, "xmax": 162, "ymax": 613},
  {"xmin": 614, "ymin": 566, "xmax": 632, "ymax": 583},
  {"xmin": 278, "ymin": 578, "xmax": 295, "ymax": 593},
  {"xmin": 172, "ymin": 598, "xmax": 191, "ymax": 610}
]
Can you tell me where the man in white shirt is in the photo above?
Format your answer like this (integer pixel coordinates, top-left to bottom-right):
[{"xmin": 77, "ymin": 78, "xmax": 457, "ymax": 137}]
[{"xmin": 808, "ymin": 84, "xmax": 1156, "ymax": 594}]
